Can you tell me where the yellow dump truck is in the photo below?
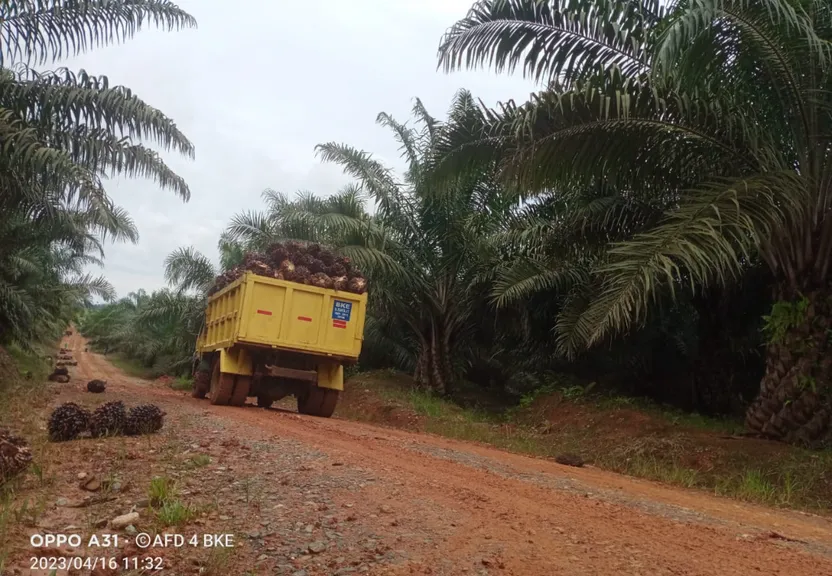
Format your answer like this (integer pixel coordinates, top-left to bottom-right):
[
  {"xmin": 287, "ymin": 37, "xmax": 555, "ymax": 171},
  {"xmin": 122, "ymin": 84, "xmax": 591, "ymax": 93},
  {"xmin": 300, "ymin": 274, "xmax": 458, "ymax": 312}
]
[{"xmin": 192, "ymin": 271, "xmax": 367, "ymax": 417}]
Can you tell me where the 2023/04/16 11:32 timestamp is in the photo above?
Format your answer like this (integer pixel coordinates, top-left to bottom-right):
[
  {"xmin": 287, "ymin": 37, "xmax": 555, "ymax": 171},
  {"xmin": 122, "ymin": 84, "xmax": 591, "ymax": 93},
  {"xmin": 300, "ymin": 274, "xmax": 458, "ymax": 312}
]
[{"xmin": 30, "ymin": 556, "xmax": 164, "ymax": 571}]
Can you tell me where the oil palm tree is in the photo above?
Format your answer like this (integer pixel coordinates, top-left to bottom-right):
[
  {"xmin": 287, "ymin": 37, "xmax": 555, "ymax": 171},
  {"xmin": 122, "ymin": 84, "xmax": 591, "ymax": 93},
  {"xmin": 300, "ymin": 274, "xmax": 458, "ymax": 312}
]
[
  {"xmin": 82, "ymin": 242, "xmax": 225, "ymax": 374},
  {"xmin": 226, "ymin": 93, "xmax": 515, "ymax": 394},
  {"xmin": 80, "ymin": 290, "xmax": 148, "ymax": 354},
  {"xmin": 164, "ymin": 246, "xmax": 218, "ymax": 296},
  {"xmin": 0, "ymin": 192, "xmax": 135, "ymax": 345},
  {"xmin": 226, "ymin": 185, "xmax": 369, "ymax": 253},
  {"xmin": 1, "ymin": 0, "xmax": 196, "ymax": 346},
  {"xmin": 437, "ymin": 0, "xmax": 832, "ymax": 442},
  {"xmin": 81, "ymin": 286, "xmax": 206, "ymax": 373},
  {"xmin": 1, "ymin": 1, "xmax": 196, "ymax": 202}
]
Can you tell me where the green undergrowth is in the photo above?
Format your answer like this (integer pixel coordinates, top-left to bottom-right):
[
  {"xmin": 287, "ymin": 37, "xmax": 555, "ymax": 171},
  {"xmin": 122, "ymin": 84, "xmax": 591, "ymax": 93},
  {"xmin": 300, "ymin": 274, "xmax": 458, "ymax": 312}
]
[
  {"xmin": 147, "ymin": 476, "xmax": 198, "ymax": 527},
  {"xmin": 105, "ymin": 353, "xmax": 158, "ymax": 379},
  {"xmin": 104, "ymin": 353, "xmax": 192, "ymax": 391},
  {"xmin": 1, "ymin": 345, "xmax": 52, "ymax": 426},
  {"xmin": 339, "ymin": 371, "xmax": 832, "ymax": 513},
  {"xmin": 5, "ymin": 345, "xmax": 52, "ymax": 383},
  {"xmin": 0, "ymin": 345, "xmax": 57, "ymax": 574},
  {"xmin": 170, "ymin": 376, "xmax": 193, "ymax": 391}
]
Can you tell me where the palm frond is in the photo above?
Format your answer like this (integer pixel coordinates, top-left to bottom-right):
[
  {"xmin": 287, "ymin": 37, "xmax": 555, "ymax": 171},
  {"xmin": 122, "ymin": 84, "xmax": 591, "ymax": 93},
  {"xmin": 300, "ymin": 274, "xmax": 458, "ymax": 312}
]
[
  {"xmin": 48, "ymin": 125, "xmax": 190, "ymax": 198},
  {"xmin": 493, "ymin": 258, "xmax": 590, "ymax": 307},
  {"xmin": 556, "ymin": 172, "xmax": 808, "ymax": 357},
  {"xmin": 225, "ymin": 210, "xmax": 278, "ymax": 249},
  {"xmin": 0, "ymin": 0, "xmax": 196, "ymax": 67},
  {"xmin": 163, "ymin": 246, "xmax": 216, "ymax": 294},
  {"xmin": 376, "ymin": 111, "xmax": 421, "ymax": 176},
  {"xmin": 315, "ymin": 142, "xmax": 401, "ymax": 204},
  {"xmin": 3, "ymin": 66, "xmax": 195, "ymax": 159},
  {"xmin": 437, "ymin": 0, "xmax": 662, "ymax": 86}
]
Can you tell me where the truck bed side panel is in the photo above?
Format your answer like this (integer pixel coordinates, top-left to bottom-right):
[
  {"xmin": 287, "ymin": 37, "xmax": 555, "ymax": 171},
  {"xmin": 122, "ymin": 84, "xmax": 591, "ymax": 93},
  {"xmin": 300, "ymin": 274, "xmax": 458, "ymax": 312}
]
[{"xmin": 205, "ymin": 282, "xmax": 243, "ymax": 349}]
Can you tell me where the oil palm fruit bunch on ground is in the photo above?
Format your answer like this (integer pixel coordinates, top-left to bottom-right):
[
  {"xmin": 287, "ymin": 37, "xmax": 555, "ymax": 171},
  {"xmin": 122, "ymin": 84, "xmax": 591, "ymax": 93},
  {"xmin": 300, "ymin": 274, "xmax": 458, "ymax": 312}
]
[
  {"xmin": 125, "ymin": 404, "xmax": 166, "ymax": 436},
  {"xmin": 210, "ymin": 241, "xmax": 368, "ymax": 294},
  {"xmin": 0, "ymin": 428, "xmax": 33, "ymax": 482},
  {"xmin": 87, "ymin": 380, "xmax": 106, "ymax": 393},
  {"xmin": 89, "ymin": 401, "xmax": 127, "ymax": 437},
  {"xmin": 48, "ymin": 366, "xmax": 71, "ymax": 383},
  {"xmin": 48, "ymin": 403, "xmax": 91, "ymax": 442}
]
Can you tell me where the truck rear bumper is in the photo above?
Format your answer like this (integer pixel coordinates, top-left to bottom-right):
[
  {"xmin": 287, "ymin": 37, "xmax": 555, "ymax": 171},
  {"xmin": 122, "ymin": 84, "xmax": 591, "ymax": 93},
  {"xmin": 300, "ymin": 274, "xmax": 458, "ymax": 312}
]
[
  {"xmin": 204, "ymin": 345, "xmax": 345, "ymax": 391},
  {"xmin": 261, "ymin": 363, "xmax": 343, "ymax": 390}
]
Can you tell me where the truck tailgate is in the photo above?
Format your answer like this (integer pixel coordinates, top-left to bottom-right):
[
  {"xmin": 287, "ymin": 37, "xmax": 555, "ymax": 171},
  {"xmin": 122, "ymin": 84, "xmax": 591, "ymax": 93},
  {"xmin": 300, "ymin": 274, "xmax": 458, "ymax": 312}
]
[{"xmin": 200, "ymin": 273, "xmax": 367, "ymax": 359}]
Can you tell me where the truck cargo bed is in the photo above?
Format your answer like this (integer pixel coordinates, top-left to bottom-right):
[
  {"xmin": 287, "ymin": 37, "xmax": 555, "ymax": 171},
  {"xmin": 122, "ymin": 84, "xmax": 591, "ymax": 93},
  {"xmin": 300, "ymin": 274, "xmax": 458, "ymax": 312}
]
[{"xmin": 197, "ymin": 272, "xmax": 367, "ymax": 360}]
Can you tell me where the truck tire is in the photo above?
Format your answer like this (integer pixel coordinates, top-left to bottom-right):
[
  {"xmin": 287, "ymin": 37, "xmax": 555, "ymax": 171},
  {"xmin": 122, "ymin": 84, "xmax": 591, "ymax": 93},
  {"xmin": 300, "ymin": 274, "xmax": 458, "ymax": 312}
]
[
  {"xmin": 230, "ymin": 375, "xmax": 251, "ymax": 407},
  {"xmin": 209, "ymin": 362, "xmax": 234, "ymax": 405},
  {"xmin": 298, "ymin": 387, "xmax": 339, "ymax": 418},
  {"xmin": 257, "ymin": 395, "xmax": 274, "ymax": 409},
  {"xmin": 192, "ymin": 370, "xmax": 210, "ymax": 399}
]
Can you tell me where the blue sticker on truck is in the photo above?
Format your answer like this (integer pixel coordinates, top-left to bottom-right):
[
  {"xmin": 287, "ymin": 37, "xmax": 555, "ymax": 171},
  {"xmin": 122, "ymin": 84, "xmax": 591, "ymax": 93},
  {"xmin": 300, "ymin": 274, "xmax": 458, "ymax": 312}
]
[{"xmin": 332, "ymin": 300, "xmax": 352, "ymax": 321}]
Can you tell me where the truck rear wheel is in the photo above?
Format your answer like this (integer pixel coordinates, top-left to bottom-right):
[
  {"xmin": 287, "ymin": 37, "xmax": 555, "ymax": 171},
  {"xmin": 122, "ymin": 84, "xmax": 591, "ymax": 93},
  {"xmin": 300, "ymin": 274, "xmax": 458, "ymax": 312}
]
[
  {"xmin": 298, "ymin": 387, "xmax": 339, "ymax": 418},
  {"xmin": 209, "ymin": 362, "xmax": 234, "ymax": 405},
  {"xmin": 192, "ymin": 369, "xmax": 210, "ymax": 399},
  {"xmin": 230, "ymin": 375, "xmax": 251, "ymax": 407}
]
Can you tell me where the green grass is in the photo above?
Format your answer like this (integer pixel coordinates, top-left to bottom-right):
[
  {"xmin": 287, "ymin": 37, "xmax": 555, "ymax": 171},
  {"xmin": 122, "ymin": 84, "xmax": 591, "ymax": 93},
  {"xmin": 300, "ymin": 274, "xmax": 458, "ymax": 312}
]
[
  {"xmin": 625, "ymin": 457, "xmax": 699, "ymax": 488},
  {"xmin": 147, "ymin": 475, "xmax": 196, "ymax": 526},
  {"xmin": 106, "ymin": 353, "xmax": 156, "ymax": 379},
  {"xmin": 104, "ymin": 354, "xmax": 191, "ymax": 389},
  {"xmin": 148, "ymin": 476, "xmax": 176, "ymax": 507},
  {"xmin": 407, "ymin": 389, "xmax": 447, "ymax": 418},
  {"xmin": 199, "ymin": 547, "xmax": 234, "ymax": 576},
  {"xmin": 341, "ymin": 371, "xmax": 832, "ymax": 513},
  {"xmin": 5, "ymin": 344, "xmax": 51, "ymax": 382},
  {"xmin": 156, "ymin": 499, "xmax": 196, "ymax": 526},
  {"xmin": 734, "ymin": 469, "xmax": 778, "ymax": 503},
  {"xmin": 189, "ymin": 454, "xmax": 211, "ymax": 467},
  {"xmin": 171, "ymin": 376, "xmax": 192, "ymax": 391}
]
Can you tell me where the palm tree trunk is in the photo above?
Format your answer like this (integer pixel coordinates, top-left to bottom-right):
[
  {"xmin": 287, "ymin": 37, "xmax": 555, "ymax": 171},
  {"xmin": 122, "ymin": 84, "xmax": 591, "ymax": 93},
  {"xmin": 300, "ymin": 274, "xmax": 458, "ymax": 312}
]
[
  {"xmin": 413, "ymin": 343, "xmax": 429, "ymax": 387},
  {"xmin": 745, "ymin": 288, "xmax": 832, "ymax": 444},
  {"xmin": 413, "ymin": 354, "xmax": 423, "ymax": 384},
  {"xmin": 440, "ymin": 321, "xmax": 454, "ymax": 394},
  {"xmin": 412, "ymin": 324, "xmax": 453, "ymax": 395},
  {"xmin": 429, "ymin": 326, "xmax": 448, "ymax": 395}
]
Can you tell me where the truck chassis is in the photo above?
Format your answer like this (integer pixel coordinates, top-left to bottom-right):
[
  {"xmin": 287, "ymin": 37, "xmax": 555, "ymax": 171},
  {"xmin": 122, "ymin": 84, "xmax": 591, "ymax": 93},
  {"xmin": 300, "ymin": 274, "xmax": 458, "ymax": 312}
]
[{"xmin": 192, "ymin": 347, "xmax": 343, "ymax": 417}]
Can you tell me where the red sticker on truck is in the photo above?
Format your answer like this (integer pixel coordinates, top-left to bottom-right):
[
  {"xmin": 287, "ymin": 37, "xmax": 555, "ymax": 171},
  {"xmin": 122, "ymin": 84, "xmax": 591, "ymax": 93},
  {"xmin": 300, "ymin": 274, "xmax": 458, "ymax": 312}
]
[
  {"xmin": 256, "ymin": 309, "xmax": 272, "ymax": 316},
  {"xmin": 297, "ymin": 316, "xmax": 312, "ymax": 322},
  {"xmin": 332, "ymin": 319, "xmax": 347, "ymax": 329}
]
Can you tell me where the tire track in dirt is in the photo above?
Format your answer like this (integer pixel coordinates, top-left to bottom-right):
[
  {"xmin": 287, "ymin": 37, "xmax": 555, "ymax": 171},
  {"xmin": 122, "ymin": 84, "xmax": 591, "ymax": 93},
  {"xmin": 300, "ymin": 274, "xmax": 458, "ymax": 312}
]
[{"xmin": 65, "ymin": 334, "xmax": 832, "ymax": 576}]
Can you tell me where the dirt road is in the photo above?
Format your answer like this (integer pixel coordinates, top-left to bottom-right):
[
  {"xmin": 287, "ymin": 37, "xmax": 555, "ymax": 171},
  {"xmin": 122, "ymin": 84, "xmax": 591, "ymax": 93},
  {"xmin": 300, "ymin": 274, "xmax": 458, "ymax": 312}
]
[{"xmin": 12, "ymin": 334, "xmax": 832, "ymax": 576}]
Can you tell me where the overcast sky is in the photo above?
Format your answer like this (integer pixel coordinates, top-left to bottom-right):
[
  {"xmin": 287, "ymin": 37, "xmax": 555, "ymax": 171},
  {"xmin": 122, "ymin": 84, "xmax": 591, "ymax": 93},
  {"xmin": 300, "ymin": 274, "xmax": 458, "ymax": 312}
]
[{"xmin": 65, "ymin": 0, "xmax": 535, "ymax": 298}]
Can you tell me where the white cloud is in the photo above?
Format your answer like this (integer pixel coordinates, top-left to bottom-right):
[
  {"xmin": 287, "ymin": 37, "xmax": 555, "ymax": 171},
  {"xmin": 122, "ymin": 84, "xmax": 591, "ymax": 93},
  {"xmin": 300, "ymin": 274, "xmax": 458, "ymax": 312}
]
[{"xmin": 67, "ymin": 0, "xmax": 534, "ymax": 297}]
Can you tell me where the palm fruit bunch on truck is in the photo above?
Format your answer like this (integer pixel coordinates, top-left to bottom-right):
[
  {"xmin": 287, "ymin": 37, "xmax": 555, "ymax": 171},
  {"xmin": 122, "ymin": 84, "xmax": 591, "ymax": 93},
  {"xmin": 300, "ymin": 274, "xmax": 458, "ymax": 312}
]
[{"xmin": 208, "ymin": 241, "xmax": 368, "ymax": 295}]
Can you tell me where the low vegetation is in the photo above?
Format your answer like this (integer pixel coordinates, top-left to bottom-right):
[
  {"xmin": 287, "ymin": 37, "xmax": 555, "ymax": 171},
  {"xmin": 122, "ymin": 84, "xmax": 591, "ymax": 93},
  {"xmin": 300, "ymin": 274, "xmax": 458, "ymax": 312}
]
[
  {"xmin": 337, "ymin": 371, "xmax": 832, "ymax": 511},
  {"xmin": 0, "ymin": 347, "xmax": 56, "ymax": 571}
]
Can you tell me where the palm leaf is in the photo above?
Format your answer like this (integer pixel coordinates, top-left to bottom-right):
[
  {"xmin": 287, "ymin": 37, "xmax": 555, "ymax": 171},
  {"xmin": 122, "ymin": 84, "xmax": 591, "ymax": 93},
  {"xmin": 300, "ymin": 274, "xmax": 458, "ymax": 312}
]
[
  {"xmin": 0, "ymin": 0, "xmax": 196, "ymax": 67},
  {"xmin": 556, "ymin": 172, "xmax": 808, "ymax": 357},
  {"xmin": 163, "ymin": 247, "xmax": 216, "ymax": 294},
  {"xmin": 437, "ymin": 0, "xmax": 663, "ymax": 86}
]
